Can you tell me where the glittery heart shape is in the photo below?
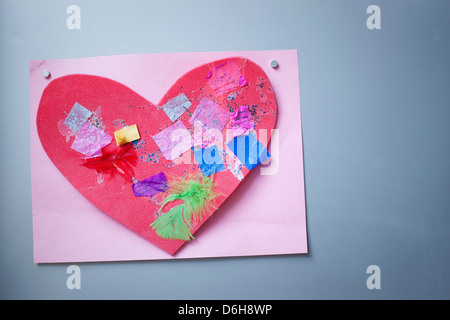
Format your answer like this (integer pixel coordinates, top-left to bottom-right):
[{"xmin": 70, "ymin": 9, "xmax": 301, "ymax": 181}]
[{"xmin": 36, "ymin": 57, "xmax": 277, "ymax": 255}]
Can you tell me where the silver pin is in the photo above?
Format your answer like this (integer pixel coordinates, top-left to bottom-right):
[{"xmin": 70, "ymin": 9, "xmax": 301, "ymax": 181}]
[
  {"xmin": 42, "ymin": 70, "xmax": 50, "ymax": 78},
  {"xmin": 271, "ymin": 60, "xmax": 279, "ymax": 69}
]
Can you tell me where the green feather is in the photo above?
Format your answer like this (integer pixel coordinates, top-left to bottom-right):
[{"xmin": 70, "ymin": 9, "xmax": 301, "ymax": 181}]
[
  {"xmin": 150, "ymin": 204, "xmax": 194, "ymax": 241},
  {"xmin": 150, "ymin": 175, "xmax": 218, "ymax": 241}
]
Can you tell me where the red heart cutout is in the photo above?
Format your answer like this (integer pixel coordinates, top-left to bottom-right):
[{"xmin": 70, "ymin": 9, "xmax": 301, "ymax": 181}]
[{"xmin": 36, "ymin": 57, "xmax": 277, "ymax": 255}]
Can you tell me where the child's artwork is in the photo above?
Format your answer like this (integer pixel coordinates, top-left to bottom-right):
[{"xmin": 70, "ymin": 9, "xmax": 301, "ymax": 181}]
[{"xmin": 30, "ymin": 50, "xmax": 307, "ymax": 262}]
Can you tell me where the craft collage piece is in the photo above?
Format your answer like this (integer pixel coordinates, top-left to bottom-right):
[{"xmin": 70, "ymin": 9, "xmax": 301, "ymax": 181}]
[
  {"xmin": 132, "ymin": 172, "xmax": 169, "ymax": 197},
  {"xmin": 63, "ymin": 102, "xmax": 92, "ymax": 133},
  {"xmin": 206, "ymin": 59, "xmax": 248, "ymax": 97},
  {"xmin": 193, "ymin": 145, "xmax": 226, "ymax": 177},
  {"xmin": 71, "ymin": 121, "xmax": 112, "ymax": 157},
  {"xmin": 161, "ymin": 93, "xmax": 192, "ymax": 122},
  {"xmin": 227, "ymin": 132, "xmax": 271, "ymax": 170},
  {"xmin": 31, "ymin": 50, "xmax": 307, "ymax": 262},
  {"xmin": 152, "ymin": 120, "xmax": 193, "ymax": 161},
  {"xmin": 189, "ymin": 97, "xmax": 231, "ymax": 131},
  {"xmin": 227, "ymin": 105, "xmax": 255, "ymax": 137},
  {"xmin": 114, "ymin": 124, "xmax": 140, "ymax": 146}
]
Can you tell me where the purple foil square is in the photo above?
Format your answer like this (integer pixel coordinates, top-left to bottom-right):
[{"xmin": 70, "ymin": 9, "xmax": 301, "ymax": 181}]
[{"xmin": 132, "ymin": 172, "xmax": 169, "ymax": 197}]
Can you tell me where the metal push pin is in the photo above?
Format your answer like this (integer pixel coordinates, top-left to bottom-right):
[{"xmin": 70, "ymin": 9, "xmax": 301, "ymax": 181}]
[
  {"xmin": 42, "ymin": 69, "xmax": 50, "ymax": 78},
  {"xmin": 271, "ymin": 60, "xmax": 279, "ymax": 69}
]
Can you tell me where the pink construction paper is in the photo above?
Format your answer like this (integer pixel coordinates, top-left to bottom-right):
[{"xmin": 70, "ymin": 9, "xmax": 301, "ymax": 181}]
[{"xmin": 30, "ymin": 50, "xmax": 307, "ymax": 263}]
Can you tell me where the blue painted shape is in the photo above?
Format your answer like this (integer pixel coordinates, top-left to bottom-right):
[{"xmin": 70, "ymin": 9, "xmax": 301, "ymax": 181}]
[
  {"xmin": 193, "ymin": 145, "xmax": 226, "ymax": 177},
  {"xmin": 226, "ymin": 132, "xmax": 271, "ymax": 170}
]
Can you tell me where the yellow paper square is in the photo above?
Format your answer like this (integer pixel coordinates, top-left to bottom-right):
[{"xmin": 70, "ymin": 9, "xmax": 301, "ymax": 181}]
[{"xmin": 114, "ymin": 124, "xmax": 140, "ymax": 146}]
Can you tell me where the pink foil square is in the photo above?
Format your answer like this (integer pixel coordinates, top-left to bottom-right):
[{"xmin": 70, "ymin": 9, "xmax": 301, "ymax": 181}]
[
  {"xmin": 71, "ymin": 122, "xmax": 112, "ymax": 157},
  {"xmin": 226, "ymin": 105, "xmax": 255, "ymax": 137},
  {"xmin": 189, "ymin": 97, "xmax": 231, "ymax": 131},
  {"xmin": 152, "ymin": 120, "xmax": 193, "ymax": 161},
  {"xmin": 207, "ymin": 60, "xmax": 247, "ymax": 97}
]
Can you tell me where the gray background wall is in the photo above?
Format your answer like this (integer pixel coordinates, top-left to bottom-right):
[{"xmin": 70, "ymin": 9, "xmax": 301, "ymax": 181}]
[{"xmin": 1, "ymin": 0, "xmax": 449, "ymax": 299}]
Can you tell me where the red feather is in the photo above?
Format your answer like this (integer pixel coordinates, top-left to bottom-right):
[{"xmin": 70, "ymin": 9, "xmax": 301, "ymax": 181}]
[{"xmin": 81, "ymin": 143, "xmax": 138, "ymax": 181}]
